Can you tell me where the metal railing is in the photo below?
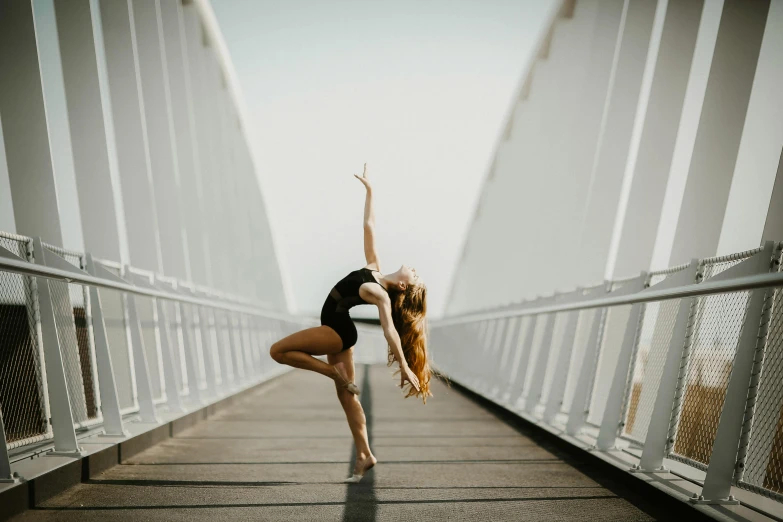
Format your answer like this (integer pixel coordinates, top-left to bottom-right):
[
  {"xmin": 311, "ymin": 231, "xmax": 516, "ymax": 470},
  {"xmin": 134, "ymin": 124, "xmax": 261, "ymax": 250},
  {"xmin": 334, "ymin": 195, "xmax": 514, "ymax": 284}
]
[
  {"xmin": 0, "ymin": 231, "xmax": 388, "ymax": 483},
  {"xmin": 431, "ymin": 240, "xmax": 783, "ymax": 509}
]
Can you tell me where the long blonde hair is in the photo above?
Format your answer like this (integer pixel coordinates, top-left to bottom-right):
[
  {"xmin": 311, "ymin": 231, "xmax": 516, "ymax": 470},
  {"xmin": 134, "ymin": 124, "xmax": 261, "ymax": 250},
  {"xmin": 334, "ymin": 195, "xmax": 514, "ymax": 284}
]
[{"xmin": 387, "ymin": 283, "xmax": 432, "ymax": 403}]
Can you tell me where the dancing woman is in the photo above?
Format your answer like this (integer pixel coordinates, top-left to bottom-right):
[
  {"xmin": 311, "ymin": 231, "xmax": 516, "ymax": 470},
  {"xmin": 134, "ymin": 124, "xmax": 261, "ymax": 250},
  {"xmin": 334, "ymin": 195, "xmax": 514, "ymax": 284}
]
[{"xmin": 269, "ymin": 164, "xmax": 432, "ymax": 483}]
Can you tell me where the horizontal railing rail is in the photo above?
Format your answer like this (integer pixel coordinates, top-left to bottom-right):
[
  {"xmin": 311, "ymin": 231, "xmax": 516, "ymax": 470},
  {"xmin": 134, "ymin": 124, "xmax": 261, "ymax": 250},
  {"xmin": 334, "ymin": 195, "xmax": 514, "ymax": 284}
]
[
  {"xmin": 431, "ymin": 241, "xmax": 783, "ymax": 517},
  {"xmin": 0, "ymin": 249, "xmax": 289, "ymax": 320},
  {"xmin": 435, "ymin": 266, "xmax": 783, "ymax": 326},
  {"xmin": 0, "ymin": 232, "xmax": 388, "ymax": 488}
]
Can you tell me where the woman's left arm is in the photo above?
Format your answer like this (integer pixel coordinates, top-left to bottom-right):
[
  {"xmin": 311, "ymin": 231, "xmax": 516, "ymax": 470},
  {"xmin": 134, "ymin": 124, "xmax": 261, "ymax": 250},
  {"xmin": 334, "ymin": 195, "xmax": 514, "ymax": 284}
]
[{"xmin": 377, "ymin": 294, "xmax": 420, "ymax": 392}]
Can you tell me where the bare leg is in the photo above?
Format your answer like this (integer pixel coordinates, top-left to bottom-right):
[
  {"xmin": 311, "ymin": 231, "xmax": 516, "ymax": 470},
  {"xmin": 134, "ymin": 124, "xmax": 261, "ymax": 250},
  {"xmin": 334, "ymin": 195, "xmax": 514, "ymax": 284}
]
[
  {"xmin": 328, "ymin": 350, "xmax": 376, "ymax": 476},
  {"xmin": 269, "ymin": 326, "xmax": 344, "ymax": 381}
]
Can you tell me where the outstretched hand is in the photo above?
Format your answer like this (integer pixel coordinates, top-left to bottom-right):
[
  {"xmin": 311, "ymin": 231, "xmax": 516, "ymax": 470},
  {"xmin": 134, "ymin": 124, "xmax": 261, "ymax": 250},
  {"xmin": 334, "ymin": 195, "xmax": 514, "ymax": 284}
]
[
  {"xmin": 400, "ymin": 365, "xmax": 420, "ymax": 392},
  {"xmin": 354, "ymin": 163, "xmax": 371, "ymax": 190}
]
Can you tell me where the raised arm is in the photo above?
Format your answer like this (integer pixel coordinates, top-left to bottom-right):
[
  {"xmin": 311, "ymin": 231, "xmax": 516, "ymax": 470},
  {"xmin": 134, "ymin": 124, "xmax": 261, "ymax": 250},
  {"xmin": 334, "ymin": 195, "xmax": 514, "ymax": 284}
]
[{"xmin": 354, "ymin": 163, "xmax": 380, "ymax": 269}]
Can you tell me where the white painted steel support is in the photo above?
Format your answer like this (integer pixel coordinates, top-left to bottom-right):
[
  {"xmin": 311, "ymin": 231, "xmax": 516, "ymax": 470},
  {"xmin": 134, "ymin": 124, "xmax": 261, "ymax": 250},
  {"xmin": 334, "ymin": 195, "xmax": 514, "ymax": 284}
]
[
  {"xmin": 196, "ymin": 303, "xmax": 220, "ymax": 395},
  {"xmin": 496, "ymin": 316, "xmax": 522, "ymax": 399},
  {"xmin": 85, "ymin": 254, "xmax": 127, "ymax": 436},
  {"xmin": 524, "ymin": 311, "xmax": 557, "ymax": 414},
  {"xmin": 225, "ymin": 312, "xmax": 245, "ymax": 384},
  {"xmin": 596, "ymin": 273, "xmax": 649, "ymax": 449},
  {"xmin": 478, "ymin": 319, "xmax": 499, "ymax": 392},
  {"xmin": 636, "ymin": 260, "xmax": 699, "ymax": 472},
  {"xmin": 150, "ymin": 280, "xmax": 185, "ymax": 413},
  {"xmin": 507, "ymin": 314, "xmax": 542, "ymax": 406},
  {"xmin": 248, "ymin": 315, "xmax": 262, "ymax": 375},
  {"xmin": 212, "ymin": 309, "xmax": 232, "ymax": 390},
  {"xmin": 489, "ymin": 317, "xmax": 512, "ymax": 398},
  {"xmin": 695, "ymin": 242, "xmax": 776, "ymax": 504},
  {"xmin": 124, "ymin": 266, "xmax": 160, "ymax": 424},
  {"xmin": 543, "ymin": 303, "xmax": 582, "ymax": 424},
  {"xmin": 566, "ymin": 283, "xmax": 611, "ymax": 436},
  {"xmin": 216, "ymin": 312, "xmax": 236, "ymax": 389},
  {"xmin": 179, "ymin": 302, "xmax": 203, "ymax": 406},
  {"xmin": 31, "ymin": 238, "xmax": 81, "ymax": 455},
  {"xmin": 0, "ymin": 403, "xmax": 20, "ymax": 483}
]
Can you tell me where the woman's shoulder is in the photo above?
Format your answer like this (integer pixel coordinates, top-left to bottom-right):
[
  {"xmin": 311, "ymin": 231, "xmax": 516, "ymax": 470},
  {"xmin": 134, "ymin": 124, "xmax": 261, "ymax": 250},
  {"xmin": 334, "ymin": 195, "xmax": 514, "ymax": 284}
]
[{"xmin": 361, "ymin": 262, "xmax": 380, "ymax": 272}]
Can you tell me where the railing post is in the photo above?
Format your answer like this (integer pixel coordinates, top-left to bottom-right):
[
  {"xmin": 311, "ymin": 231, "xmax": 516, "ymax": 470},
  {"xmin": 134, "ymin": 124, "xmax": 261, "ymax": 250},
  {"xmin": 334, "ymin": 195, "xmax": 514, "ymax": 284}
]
[
  {"xmin": 179, "ymin": 302, "xmax": 203, "ymax": 406},
  {"xmin": 123, "ymin": 267, "xmax": 160, "ymax": 424},
  {"xmin": 149, "ymin": 278, "xmax": 185, "ymax": 413},
  {"xmin": 635, "ymin": 260, "xmax": 700, "ymax": 472},
  {"xmin": 478, "ymin": 318, "xmax": 499, "ymax": 392},
  {"xmin": 32, "ymin": 238, "xmax": 81, "ymax": 455},
  {"xmin": 695, "ymin": 242, "xmax": 776, "ymax": 504},
  {"xmin": 566, "ymin": 282, "xmax": 610, "ymax": 437},
  {"xmin": 526, "ymin": 293, "xmax": 571, "ymax": 414},
  {"xmin": 0, "ymin": 409, "xmax": 20, "ymax": 483},
  {"xmin": 229, "ymin": 313, "xmax": 247, "ymax": 384},
  {"xmin": 543, "ymin": 294, "xmax": 584, "ymax": 424},
  {"xmin": 507, "ymin": 312, "xmax": 543, "ymax": 407},
  {"xmin": 493, "ymin": 316, "xmax": 522, "ymax": 398},
  {"xmin": 250, "ymin": 315, "xmax": 264, "ymax": 379},
  {"xmin": 595, "ymin": 273, "xmax": 648, "ymax": 450},
  {"xmin": 85, "ymin": 254, "xmax": 128, "ymax": 436},
  {"xmin": 196, "ymin": 305, "xmax": 219, "ymax": 398}
]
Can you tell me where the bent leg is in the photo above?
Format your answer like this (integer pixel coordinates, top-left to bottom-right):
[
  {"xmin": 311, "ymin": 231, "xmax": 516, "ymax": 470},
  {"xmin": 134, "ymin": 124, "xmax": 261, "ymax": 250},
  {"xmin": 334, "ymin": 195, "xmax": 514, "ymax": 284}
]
[
  {"xmin": 270, "ymin": 326, "xmax": 343, "ymax": 380},
  {"xmin": 328, "ymin": 349, "xmax": 375, "ymax": 474}
]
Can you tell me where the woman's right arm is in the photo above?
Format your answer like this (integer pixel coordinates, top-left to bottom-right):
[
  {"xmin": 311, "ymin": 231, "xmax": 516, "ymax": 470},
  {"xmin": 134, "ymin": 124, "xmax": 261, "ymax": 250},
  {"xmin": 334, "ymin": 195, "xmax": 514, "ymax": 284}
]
[{"xmin": 354, "ymin": 164, "xmax": 380, "ymax": 270}]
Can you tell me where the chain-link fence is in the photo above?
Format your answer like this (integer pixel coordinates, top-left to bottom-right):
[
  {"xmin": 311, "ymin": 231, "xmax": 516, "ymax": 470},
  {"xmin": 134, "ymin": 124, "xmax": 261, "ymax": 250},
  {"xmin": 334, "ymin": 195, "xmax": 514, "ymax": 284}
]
[
  {"xmin": 1, "ymin": 231, "xmax": 305, "ymax": 471},
  {"xmin": 667, "ymin": 250, "xmax": 759, "ymax": 470},
  {"xmin": 0, "ymin": 233, "xmax": 50, "ymax": 448},
  {"xmin": 621, "ymin": 265, "xmax": 691, "ymax": 444},
  {"xmin": 737, "ymin": 248, "xmax": 783, "ymax": 500}
]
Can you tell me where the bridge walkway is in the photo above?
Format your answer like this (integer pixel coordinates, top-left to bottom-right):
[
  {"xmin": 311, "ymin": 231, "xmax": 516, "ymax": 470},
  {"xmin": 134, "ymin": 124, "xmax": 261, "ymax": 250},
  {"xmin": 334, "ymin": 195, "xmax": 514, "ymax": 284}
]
[{"xmin": 11, "ymin": 365, "xmax": 668, "ymax": 521}]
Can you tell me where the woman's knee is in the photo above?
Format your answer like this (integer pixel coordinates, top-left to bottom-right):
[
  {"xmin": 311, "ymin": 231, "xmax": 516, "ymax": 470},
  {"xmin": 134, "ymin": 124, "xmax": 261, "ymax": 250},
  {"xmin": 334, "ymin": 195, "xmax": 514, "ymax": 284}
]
[{"xmin": 270, "ymin": 340, "xmax": 286, "ymax": 363}]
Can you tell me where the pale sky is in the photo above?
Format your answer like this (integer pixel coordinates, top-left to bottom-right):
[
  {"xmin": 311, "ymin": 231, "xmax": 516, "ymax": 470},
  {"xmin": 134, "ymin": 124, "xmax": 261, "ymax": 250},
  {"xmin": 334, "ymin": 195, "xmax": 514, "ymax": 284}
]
[{"xmin": 211, "ymin": 0, "xmax": 554, "ymax": 318}]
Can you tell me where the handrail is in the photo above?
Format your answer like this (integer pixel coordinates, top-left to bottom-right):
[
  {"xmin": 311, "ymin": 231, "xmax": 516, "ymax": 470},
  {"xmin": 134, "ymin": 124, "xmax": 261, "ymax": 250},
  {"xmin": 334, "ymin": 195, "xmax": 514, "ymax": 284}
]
[
  {"xmin": 0, "ymin": 253, "xmax": 291, "ymax": 321},
  {"xmin": 434, "ymin": 271, "xmax": 783, "ymax": 327}
]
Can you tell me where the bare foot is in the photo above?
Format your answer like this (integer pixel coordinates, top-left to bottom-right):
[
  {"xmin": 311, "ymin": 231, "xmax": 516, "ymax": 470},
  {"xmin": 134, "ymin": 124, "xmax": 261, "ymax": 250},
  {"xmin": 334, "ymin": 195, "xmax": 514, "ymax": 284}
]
[
  {"xmin": 334, "ymin": 362, "xmax": 359, "ymax": 395},
  {"xmin": 353, "ymin": 453, "xmax": 377, "ymax": 476}
]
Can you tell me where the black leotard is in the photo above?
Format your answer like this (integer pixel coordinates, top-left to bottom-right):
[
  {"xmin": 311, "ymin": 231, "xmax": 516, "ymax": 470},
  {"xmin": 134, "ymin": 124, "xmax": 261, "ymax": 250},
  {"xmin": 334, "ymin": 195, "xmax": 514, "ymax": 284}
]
[{"xmin": 321, "ymin": 268, "xmax": 386, "ymax": 350}]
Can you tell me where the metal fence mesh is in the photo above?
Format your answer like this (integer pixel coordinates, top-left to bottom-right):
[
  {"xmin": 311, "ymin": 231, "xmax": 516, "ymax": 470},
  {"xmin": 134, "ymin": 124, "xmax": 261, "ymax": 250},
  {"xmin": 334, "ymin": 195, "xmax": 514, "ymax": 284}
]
[
  {"xmin": 739, "ymin": 253, "xmax": 783, "ymax": 500},
  {"xmin": 622, "ymin": 271, "xmax": 688, "ymax": 444},
  {"xmin": 0, "ymin": 235, "xmax": 50, "ymax": 448},
  {"xmin": 45, "ymin": 246, "xmax": 101, "ymax": 427},
  {"xmin": 669, "ymin": 257, "xmax": 753, "ymax": 468}
]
